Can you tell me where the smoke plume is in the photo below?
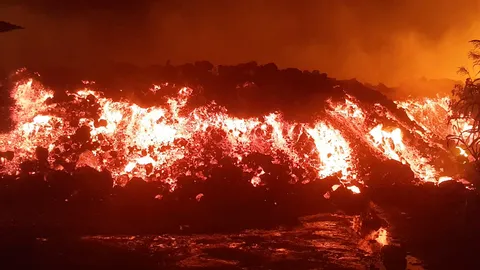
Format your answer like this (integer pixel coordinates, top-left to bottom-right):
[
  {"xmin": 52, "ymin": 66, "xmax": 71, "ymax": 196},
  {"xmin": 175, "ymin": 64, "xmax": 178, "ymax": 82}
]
[{"xmin": 0, "ymin": 0, "xmax": 479, "ymax": 85}]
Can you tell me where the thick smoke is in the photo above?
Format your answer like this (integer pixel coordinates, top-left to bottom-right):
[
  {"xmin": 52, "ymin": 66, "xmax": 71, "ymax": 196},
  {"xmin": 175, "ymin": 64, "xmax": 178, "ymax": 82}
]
[{"xmin": 0, "ymin": 0, "xmax": 479, "ymax": 85}]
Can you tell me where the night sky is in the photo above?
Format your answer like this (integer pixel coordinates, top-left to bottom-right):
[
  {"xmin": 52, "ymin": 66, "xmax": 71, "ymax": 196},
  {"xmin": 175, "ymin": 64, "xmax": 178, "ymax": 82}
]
[{"xmin": 1, "ymin": 0, "xmax": 479, "ymax": 85}]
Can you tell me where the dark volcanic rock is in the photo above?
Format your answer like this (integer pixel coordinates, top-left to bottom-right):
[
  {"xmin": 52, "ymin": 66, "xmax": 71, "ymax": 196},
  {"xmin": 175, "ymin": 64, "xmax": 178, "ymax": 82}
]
[{"xmin": 381, "ymin": 245, "xmax": 407, "ymax": 270}]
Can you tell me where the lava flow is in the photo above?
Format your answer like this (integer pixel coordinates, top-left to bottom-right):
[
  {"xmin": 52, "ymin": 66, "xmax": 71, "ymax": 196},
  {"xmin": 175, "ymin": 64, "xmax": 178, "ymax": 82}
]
[
  {"xmin": 0, "ymin": 74, "xmax": 465, "ymax": 191},
  {"xmin": 396, "ymin": 96, "xmax": 475, "ymax": 162}
]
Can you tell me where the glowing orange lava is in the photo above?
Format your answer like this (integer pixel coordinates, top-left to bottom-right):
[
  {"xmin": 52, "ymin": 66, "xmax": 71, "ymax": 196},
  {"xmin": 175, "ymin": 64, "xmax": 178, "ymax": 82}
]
[
  {"xmin": 329, "ymin": 95, "xmax": 452, "ymax": 182},
  {"xmin": 373, "ymin": 227, "xmax": 389, "ymax": 246},
  {"xmin": 0, "ymin": 77, "xmax": 464, "ymax": 191},
  {"xmin": 0, "ymin": 79, "xmax": 359, "ymax": 190},
  {"xmin": 396, "ymin": 96, "xmax": 475, "ymax": 161}
]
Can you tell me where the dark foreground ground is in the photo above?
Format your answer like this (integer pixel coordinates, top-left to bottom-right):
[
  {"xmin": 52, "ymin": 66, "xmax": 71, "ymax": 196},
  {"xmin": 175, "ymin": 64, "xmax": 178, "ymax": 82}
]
[
  {"xmin": 1, "ymin": 192, "xmax": 479, "ymax": 270},
  {"xmin": 1, "ymin": 165, "xmax": 479, "ymax": 269},
  {"xmin": 371, "ymin": 181, "xmax": 480, "ymax": 270},
  {"xmin": 0, "ymin": 213, "xmax": 404, "ymax": 270},
  {"xmin": 2, "ymin": 183, "xmax": 480, "ymax": 270}
]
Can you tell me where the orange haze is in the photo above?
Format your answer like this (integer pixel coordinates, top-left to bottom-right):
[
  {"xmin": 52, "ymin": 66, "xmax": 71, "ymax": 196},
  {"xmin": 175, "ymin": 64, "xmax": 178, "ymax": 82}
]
[{"xmin": 0, "ymin": 0, "xmax": 479, "ymax": 85}]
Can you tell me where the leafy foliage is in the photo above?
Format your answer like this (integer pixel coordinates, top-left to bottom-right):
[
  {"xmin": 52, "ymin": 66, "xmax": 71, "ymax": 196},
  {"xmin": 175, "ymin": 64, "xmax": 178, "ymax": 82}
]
[{"xmin": 448, "ymin": 40, "xmax": 480, "ymax": 162}]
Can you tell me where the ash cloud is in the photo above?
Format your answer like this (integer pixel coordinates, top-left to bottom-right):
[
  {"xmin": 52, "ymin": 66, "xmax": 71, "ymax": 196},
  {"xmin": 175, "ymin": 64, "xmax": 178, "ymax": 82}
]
[{"xmin": 0, "ymin": 0, "xmax": 479, "ymax": 85}]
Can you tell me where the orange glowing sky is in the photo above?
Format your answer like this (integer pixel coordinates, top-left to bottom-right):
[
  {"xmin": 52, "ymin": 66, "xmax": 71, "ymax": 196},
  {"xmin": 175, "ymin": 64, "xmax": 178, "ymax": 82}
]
[{"xmin": 0, "ymin": 0, "xmax": 479, "ymax": 85}]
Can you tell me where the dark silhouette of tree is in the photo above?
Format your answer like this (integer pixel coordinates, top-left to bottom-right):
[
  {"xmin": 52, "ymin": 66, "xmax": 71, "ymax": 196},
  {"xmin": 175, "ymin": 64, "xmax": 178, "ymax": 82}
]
[{"xmin": 448, "ymin": 40, "xmax": 480, "ymax": 162}]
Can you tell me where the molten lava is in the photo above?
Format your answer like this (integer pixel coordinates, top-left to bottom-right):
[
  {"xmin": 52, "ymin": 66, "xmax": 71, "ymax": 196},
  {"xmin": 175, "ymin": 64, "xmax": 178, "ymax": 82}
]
[
  {"xmin": 396, "ymin": 96, "xmax": 475, "ymax": 161},
  {"xmin": 0, "ymin": 76, "xmax": 466, "ymax": 191}
]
